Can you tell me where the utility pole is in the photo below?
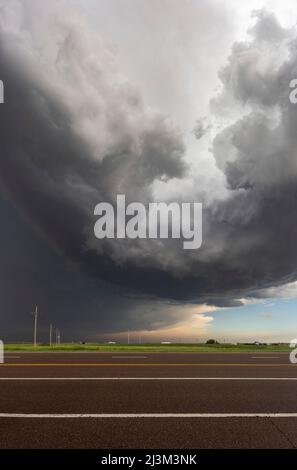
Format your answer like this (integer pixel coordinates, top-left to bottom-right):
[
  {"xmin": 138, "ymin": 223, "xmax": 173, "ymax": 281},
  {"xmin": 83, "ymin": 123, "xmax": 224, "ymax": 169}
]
[
  {"xmin": 127, "ymin": 331, "xmax": 130, "ymax": 345},
  {"xmin": 33, "ymin": 305, "xmax": 38, "ymax": 347},
  {"xmin": 55, "ymin": 328, "xmax": 61, "ymax": 345},
  {"xmin": 49, "ymin": 324, "xmax": 53, "ymax": 347}
]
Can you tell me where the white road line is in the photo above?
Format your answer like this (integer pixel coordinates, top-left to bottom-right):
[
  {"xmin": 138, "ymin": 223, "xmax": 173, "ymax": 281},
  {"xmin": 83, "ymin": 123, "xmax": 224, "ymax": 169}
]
[
  {"xmin": 252, "ymin": 357, "xmax": 280, "ymax": 359},
  {"xmin": 0, "ymin": 377, "xmax": 297, "ymax": 380},
  {"xmin": 0, "ymin": 413, "xmax": 297, "ymax": 418},
  {"xmin": 111, "ymin": 356, "xmax": 147, "ymax": 359}
]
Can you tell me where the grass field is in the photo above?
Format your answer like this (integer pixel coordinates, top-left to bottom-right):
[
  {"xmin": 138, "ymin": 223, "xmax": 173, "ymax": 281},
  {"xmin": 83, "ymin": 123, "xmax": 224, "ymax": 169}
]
[{"xmin": 3, "ymin": 342, "xmax": 291, "ymax": 352}]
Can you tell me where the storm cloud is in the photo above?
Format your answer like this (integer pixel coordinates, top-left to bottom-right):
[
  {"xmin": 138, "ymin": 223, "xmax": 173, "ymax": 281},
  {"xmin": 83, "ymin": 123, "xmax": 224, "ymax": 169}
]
[{"xmin": 1, "ymin": 1, "xmax": 297, "ymax": 338}]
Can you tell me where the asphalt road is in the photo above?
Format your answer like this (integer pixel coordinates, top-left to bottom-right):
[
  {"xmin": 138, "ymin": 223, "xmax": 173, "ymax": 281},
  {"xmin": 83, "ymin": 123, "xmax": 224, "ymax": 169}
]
[{"xmin": 0, "ymin": 352, "xmax": 297, "ymax": 448}]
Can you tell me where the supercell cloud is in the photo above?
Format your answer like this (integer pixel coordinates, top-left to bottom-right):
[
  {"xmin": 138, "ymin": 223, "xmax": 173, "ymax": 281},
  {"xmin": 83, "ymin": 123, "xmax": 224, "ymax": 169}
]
[{"xmin": 0, "ymin": 0, "xmax": 297, "ymax": 338}]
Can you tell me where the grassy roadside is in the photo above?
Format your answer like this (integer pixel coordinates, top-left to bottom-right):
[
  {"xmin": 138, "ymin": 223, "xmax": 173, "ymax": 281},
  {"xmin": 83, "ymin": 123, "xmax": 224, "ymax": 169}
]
[{"xmin": 3, "ymin": 343, "xmax": 291, "ymax": 353}]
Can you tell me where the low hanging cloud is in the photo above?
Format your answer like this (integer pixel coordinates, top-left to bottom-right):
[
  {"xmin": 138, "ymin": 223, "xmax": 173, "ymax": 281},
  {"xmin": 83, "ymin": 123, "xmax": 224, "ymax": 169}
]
[
  {"xmin": 192, "ymin": 117, "xmax": 212, "ymax": 140},
  {"xmin": 1, "ymin": 2, "xmax": 297, "ymax": 338}
]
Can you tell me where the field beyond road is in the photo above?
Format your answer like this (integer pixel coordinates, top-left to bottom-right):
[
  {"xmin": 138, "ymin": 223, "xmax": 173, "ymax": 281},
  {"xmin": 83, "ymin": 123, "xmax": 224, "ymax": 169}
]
[{"xmin": 3, "ymin": 342, "xmax": 292, "ymax": 353}]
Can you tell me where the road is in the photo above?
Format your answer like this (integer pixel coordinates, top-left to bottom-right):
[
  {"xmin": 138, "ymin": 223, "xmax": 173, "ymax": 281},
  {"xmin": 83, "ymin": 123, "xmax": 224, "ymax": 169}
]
[{"xmin": 0, "ymin": 351, "xmax": 296, "ymax": 448}]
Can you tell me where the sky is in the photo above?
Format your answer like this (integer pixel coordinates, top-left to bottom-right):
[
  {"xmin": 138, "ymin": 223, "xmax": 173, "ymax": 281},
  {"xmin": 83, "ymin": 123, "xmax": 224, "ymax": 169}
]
[{"xmin": 1, "ymin": 0, "xmax": 297, "ymax": 343}]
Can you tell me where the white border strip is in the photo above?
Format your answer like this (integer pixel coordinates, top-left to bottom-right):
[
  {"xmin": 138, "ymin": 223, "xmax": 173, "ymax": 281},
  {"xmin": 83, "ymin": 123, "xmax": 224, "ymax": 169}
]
[{"xmin": 0, "ymin": 413, "xmax": 297, "ymax": 418}]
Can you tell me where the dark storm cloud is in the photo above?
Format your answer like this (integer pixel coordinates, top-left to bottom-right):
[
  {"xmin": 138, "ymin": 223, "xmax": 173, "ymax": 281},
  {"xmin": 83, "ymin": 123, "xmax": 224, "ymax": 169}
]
[
  {"xmin": 0, "ymin": 0, "xmax": 187, "ymax": 286},
  {"xmin": 0, "ymin": 193, "xmax": 192, "ymax": 341},
  {"xmin": 1, "ymin": 2, "xmax": 297, "ymax": 337}
]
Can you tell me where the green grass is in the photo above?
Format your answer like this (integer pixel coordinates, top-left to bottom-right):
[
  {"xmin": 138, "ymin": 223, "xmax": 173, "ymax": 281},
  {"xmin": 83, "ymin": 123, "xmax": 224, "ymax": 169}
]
[{"xmin": 3, "ymin": 342, "xmax": 291, "ymax": 352}]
